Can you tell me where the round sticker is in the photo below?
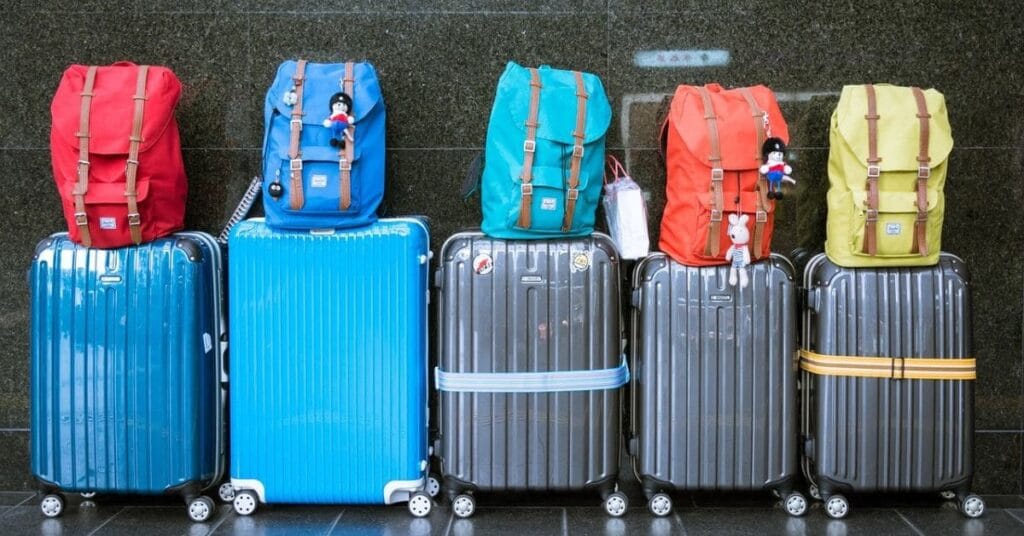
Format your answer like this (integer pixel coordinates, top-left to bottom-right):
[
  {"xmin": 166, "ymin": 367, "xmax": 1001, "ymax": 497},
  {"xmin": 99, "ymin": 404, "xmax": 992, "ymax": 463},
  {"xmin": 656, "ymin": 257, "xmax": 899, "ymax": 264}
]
[
  {"xmin": 572, "ymin": 252, "xmax": 591, "ymax": 272},
  {"xmin": 473, "ymin": 253, "xmax": 494, "ymax": 275}
]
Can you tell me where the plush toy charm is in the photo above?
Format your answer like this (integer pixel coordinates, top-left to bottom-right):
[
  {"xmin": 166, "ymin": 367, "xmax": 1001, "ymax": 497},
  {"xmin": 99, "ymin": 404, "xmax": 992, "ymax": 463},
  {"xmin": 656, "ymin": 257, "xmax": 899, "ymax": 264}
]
[
  {"xmin": 759, "ymin": 137, "xmax": 795, "ymax": 199},
  {"xmin": 322, "ymin": 92, "xmax": 354, "ymax": 148},
  {"xmin": 725, "ymin": 213, "xmax": 752, "ymax": 288}
]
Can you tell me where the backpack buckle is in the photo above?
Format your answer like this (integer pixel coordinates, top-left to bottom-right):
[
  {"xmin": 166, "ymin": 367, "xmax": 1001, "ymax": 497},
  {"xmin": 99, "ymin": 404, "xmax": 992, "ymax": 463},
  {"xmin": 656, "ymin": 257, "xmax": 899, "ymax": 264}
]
[
  {"xmin": 755, "ymin": 210, "xmax": 768, "ymax": 223},
  {"xmin": 867, "ymin": 165, "xmax": 881, "ymax": 178},
  {"xmin": 572, "ymin": 145, "xmax": 584, "ymax": 158},
  {"xmin": 523, "ymin": 140, "xmax": 536, "ymax": 153},
  {"xmin": 918, "ymin": 166, "xmax": 931, "ymax": 179},
  {"xmin": 339, "ymin": 159, "xmax": 352, "ymax": 171},
  {"xmin": 290, "ymin": 118, "xmax": 303, "ymax": 131},
  {"xmin": 74, "ymin": 212, "xmax": 88, "ymax": 225},
  {"xmin": 290, "ymin": 159, "xmax": 303, "ymax": 171},
  {"xmin": 521, "ymin": 183, "xmax": 533, "ymax": 195},
  {"xmin": 127, "ymin": 213, "xmax": 141, "ymax": 226},
  {"xmin": 711, "ymin": 168, "xmax": 724, "ymax": 181},
  {"xmin": 710, "ymin": 209, "xmax": 723, "ymax": 222},
  {"xmin": 865, "ymin": 208, "xmax": 879, "ymax": 221},
  {"xmin": 567, "ymin": 188, "xmax": 579, "ymax": 200}
]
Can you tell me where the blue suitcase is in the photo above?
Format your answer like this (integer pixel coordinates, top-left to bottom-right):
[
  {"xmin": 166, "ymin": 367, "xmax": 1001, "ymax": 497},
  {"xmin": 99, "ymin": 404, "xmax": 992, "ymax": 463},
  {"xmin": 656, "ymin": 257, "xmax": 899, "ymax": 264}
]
[
  {"xmin": 227, "ymin": 218, "xmax": 433, "ymax": 517},
  {"xmin": 29, "ymin": 232, "xmax": 226, "ymax": 522}
]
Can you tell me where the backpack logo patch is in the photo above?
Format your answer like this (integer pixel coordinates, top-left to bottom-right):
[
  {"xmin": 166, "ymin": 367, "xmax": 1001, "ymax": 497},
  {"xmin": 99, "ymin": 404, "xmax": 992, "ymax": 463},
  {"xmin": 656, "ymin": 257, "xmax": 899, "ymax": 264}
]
[
  {"xmin": 540, "ymin": 197, "xmax": 557, "ymax": 211},
  {"xmin": 885, "ymin": 223, "xmax": 902, "ymax": 235},
  {"xmin": 99, "ymin": 217, "xmax": 117, "ymax": 230},
  {"xmin": 311, "ymin": 174, "xmax": 328, "ymax": 188}
]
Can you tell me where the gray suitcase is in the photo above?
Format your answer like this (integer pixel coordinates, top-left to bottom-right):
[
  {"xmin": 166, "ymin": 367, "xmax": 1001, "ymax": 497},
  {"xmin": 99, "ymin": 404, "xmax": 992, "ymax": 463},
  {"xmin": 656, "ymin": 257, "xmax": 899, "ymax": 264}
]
[
  {"xmin": 801, "ymin": 252, "xmax": 984, "ymax": 519},
  {"xmin": 434, "ymin": 232, "xmax": 628, "ymax": 518},
  {"xmin": 630, "ymin": 253, "xmax": 804, "ymax": 517}
]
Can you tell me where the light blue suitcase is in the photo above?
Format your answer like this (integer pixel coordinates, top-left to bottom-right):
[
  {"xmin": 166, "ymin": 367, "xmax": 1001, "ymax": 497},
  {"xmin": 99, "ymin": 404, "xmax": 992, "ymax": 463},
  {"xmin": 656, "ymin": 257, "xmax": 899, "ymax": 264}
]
[
  {"xmin": 29, "ymin": 232, "xmax": 226, "ymax": 522},
  {"xmin": 227, "ymin": 218, "xmax": 433, "ymax": 517}
]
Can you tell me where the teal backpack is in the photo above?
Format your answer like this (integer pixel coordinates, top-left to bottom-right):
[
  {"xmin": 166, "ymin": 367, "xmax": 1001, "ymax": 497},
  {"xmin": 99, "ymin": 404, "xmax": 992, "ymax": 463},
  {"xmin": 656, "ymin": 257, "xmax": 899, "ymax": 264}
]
[{"xmin": 480, "ymin": 62, "xmax": 612, "ymax": 239}]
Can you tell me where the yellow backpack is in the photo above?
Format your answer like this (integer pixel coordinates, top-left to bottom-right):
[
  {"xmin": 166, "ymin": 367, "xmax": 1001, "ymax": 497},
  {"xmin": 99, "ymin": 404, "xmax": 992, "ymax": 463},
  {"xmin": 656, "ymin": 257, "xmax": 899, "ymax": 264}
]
[{"xmin": 825, "ymin": 84, "xmax": 952, "ymax": 267}]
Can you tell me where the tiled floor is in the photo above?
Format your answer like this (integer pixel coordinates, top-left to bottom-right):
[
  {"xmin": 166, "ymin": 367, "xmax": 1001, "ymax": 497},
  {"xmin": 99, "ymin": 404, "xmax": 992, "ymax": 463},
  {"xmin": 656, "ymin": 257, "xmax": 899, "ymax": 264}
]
[{"xmin": 3, "ymin": 491, "xmax": 1023, "ymax": 536}]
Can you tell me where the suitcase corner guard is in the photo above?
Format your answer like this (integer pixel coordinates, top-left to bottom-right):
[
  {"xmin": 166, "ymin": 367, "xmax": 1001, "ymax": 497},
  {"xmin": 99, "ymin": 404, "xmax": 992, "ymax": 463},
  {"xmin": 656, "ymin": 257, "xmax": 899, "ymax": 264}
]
[
  {"xmin": 435, "ymin": 357, "xmax": 629, "ymax": 393},
  {"xmin": 798, "ymin": 349, "xmax": 975, "ymax": 381}
]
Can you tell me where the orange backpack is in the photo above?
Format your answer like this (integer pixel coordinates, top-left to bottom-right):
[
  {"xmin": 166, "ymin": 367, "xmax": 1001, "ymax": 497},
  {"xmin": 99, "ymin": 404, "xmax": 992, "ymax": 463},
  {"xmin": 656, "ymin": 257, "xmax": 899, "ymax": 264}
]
[{"xmin": 659, "ymin": 84, "xmax": 789, "ymax": 266}]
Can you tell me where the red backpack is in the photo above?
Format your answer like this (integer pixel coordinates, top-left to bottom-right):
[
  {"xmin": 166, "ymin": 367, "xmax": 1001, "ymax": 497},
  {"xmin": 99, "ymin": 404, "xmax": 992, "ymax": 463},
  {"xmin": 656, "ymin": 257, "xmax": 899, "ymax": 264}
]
[
  {"xmin": 50, "ymin": 62, "xmax": 186, "ymax": 248},
  {"xmin": 659, "ymin": 84, "xmax": 788, "ymax": 266}
]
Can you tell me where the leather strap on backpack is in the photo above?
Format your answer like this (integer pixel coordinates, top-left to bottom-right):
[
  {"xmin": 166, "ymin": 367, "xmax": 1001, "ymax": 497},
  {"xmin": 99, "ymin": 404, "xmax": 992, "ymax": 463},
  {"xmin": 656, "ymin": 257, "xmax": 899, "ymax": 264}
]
[
  {"xmin": 288, "ymin": 60, "xmax": 307, "ymax": 210},
  {"xmin": 862, "ymin": 84, "xmax": 882, "ymax": 255},
  {"xmin": 73, "ymin": 66, "xmax": 98, "ymax": 247},
  {"xmin": 561, "ymin": 71, "xmax": 588, "ymax": 232},
  {"xmin": 124, "ymin": 65, "xmax": 149, "ymax": 245},
  {"xmin": 697, "ymin": 86, "xmax": 725, "ymax": 258},
  {"xmin": 911, "ymin": 87, "xmax": 931, "ymax": 256},
  {"xmin": 339, "ymin": 62, "xmax": 355, "ymax": 211},
  {"xmin": 516, "ymin": 68, "xmax": 542, "ymax": 229},
  {"xmin": 739, "ymin": 88, "xmax": 770, "ymax": 258}
]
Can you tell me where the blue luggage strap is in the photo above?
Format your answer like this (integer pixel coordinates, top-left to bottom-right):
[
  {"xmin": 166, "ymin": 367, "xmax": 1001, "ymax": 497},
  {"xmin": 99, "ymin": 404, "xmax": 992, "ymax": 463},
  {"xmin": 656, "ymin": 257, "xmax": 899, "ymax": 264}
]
[{"xmin": 435, "ymin": 357, "xmax": 629, "ymax": 393}]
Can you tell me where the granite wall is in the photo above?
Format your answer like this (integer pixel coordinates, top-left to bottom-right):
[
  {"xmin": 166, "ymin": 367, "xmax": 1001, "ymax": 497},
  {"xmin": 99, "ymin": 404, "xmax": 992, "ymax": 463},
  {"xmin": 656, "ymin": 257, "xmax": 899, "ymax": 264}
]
[{"xmin": 0, "ymin": 1, "xmax": 1021, "ymax": 493}]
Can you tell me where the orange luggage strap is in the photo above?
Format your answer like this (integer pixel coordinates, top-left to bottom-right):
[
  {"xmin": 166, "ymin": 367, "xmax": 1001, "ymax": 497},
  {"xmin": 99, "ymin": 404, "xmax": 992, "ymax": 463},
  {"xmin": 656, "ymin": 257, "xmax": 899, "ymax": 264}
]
[
  {"xmin": 561, "ymin": 71, "xmax": 588, "ymax": 232},
  {"xmin": 739, "ymin": 88, "xmax": 770, "ymax": 258},
  {"xmin": 516, "ymin": 68, "xmax": 542, "ymax": 229},
  {"xmin": 697, "ymin": 87, "xmax": 725, "ymax": 257},
  {"xmin": 124, "ymin": 65, "xmax": 149, "ymax": 245},
  {"xmin": 288, "ymin": 60, "xmax": 307, "ymax": 210},
  {"xmin": 911, "ymin": 87, "xmax": 931, "ymax": 256},
  {"xmin": 74, "ymin": 66, "xmax": 98, "ymax": 247},
  {"xmin": 339, "ymin": 62, "xmax": 354, "ymax": 211},
  {"xmin": 862, "ymin": 84, "xmax": 882, "ymax": 255},
  {"xmin": 799, "ymin": 349, "xmax": 975, "ymax": 381}
]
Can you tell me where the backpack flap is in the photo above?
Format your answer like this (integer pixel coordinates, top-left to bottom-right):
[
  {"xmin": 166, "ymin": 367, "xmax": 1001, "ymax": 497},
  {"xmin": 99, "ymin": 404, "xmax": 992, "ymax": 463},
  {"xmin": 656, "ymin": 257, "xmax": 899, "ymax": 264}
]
[
  {"xmin": 51, "ymin": 63, "xmax": 181, "ymax": 157},
  {"xmin": 267, "ymin": 60, "xmax": 383, "ymax": 130},
  {"xmin": 669, "ymin": 84, "xmax": 789, "ymax": 171},
  {"xmin": 834, "ymin": 84, "xmax": 953, "ymax": 176},
  {"xmin": 269, "ymin": 145, "xmax": 366, "ymax": 214},
  {"xmin": 503, "ymin": 64, "xmax": 612, "ymax": 147}
]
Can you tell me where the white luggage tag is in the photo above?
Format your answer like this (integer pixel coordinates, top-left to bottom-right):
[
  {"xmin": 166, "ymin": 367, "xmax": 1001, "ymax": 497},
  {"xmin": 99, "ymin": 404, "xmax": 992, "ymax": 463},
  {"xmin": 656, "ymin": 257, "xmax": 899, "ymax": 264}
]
[{"xmin": 602, "ymin": 156, "xmax": 650, "ymax": 260}]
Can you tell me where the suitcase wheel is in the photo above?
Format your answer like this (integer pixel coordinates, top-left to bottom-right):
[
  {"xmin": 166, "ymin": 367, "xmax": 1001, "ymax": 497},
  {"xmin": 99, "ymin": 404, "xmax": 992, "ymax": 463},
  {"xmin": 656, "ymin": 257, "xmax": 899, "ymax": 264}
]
[
  {"xmin": 233, "ymin": 490, "xmax": 258, "ymax": 516},
  {"xmin": 824, "ymin": 495, "xmax": 849, "ymax": 519},
  {"xmin": 218, "ymin": 482, "xmax": 236, "ymax": 503},
  {"xmin": 425, "ymin": 474, "xmax": 442, "ymax": 498},
  {"xmin": 452, "ymin": 494, "xmax": 476, "ymax": 518},
  {"xmin": 940, "ymin": 490, "xmax": 956, "ymax": 500},
  {"xmin": 648, "ymin": 493, "xmax": 672, "ymax": 517},
  {"xmin": 604, "ymin": 491, "xmax": 628, "ymax": 517},
  {"xmin": 40, "ymin": 494, "xmax": 64, "ymax": 518},
  {"xmin": 80, "ymin": 491, "xmax": 96, "ymax": 499},
  {"xmin": 408, "ymin": 492, "xmax": 433, "ymax": 518},
  {"xmin": 784, "ymin": 492, "xmax": 808, "ymax": 517},
  {"xmin": 960, "ymin": 495, "xmax": 985, "ymax": 518},
  {"xmin": 187, "ymin": 496, "xmax": 215, "ymax": 523}
]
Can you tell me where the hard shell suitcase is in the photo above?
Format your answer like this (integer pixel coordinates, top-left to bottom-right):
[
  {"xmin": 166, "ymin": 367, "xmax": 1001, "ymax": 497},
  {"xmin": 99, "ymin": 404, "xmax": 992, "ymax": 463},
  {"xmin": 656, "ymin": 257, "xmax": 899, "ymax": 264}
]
[
  {"xmin": 799, "ymin": 252, "xmax": 984, "ymax": 519},
  {"xmin": 228, "ymin": 218, "xmax": 433, "ymax": 517},
  {"xmin": 630, "ymin": 253, "xmax": 803, "ymax": 517},
  {"xmin": 29, "ymin": 232, "xmax": 226, "ymax": 522},
  {"xmin": 434, "ymin": 232, "xmax": 629, "ymax": 518}
]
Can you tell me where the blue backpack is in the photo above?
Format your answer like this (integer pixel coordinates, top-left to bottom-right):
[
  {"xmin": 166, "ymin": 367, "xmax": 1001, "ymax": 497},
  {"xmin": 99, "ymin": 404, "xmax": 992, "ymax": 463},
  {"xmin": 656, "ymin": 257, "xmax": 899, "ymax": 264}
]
[
  {"xmin": 481, "ymin": 62, "xmax": 612, "ymax": 239},
  {"xmin": 262, "ymin": 60, "xmax": 385, "ymax": 230}
]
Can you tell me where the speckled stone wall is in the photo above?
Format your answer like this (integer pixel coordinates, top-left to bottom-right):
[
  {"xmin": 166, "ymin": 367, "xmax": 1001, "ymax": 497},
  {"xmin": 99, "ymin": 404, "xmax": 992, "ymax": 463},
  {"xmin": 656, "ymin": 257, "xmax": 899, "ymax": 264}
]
[{"xmin": 1, "ymin": 1, "xmax": 1021, "ymax": 493}]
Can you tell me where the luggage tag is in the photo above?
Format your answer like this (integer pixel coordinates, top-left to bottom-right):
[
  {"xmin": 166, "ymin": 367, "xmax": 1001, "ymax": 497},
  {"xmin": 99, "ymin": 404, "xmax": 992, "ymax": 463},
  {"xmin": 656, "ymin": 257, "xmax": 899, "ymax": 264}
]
[{"xmin": 602, "ymin": 156, "xmax": 650, "ymax": 260}]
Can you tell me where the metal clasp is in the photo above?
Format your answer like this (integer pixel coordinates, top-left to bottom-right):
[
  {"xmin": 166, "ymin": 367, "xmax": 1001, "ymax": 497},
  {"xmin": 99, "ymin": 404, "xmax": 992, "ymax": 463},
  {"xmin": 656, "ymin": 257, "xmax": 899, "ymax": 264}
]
[
  {"xmin": 710, "ymin": 209, "xmax": 723, "ymax": 222},
  {"xmin": 290, "ymin": 159, "xmax": 303, "ymax": 171},
  {"xmin": 572, "ymin": 145, "xmax": 584, "ymax": 158},
  {"xmin": 918, "ymin": 166, "xmax": 931, "ymax": 179},
  {"xmin": 521, "ymin": 183, "xmax": 533, "ymax": 195},
  {"xmin": 711, "ymin": 168, "xmax": 724, "ymax": 181},
  {"xmin": 74, "ymin": 212, "xmax": 88, "ymax": 225},
  {"xmin": 127, "ymin": 213, "xmax": 141, "ymax": 226},
  {"xmin": 755, "ymin": 210, "xmax": 768, "ymax": 223},
  {"xmin": 339, "ymin": 159, "xmax": 352, "ymax": 171},
  {"xmin": 867, "ymin": 165, "xmax": 881, "ymax": 178},
  {"xmin": 523, "ymin": 140, "xmax": 536, "ymax": 153}
]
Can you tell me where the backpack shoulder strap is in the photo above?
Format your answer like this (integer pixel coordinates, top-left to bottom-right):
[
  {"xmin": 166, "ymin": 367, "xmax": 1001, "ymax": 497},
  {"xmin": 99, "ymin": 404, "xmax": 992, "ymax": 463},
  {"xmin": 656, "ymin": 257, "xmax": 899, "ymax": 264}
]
[
  {"xmin": 561, "ymin": 71, "xmax": 589, "ymax": 232},
  {"xmin": 910, "ymin": 86, "xmax": 931, "ymax": 256},
  {"xmin": 696, "ymin": 86, "xmax": 724, "ymax": 257},
  {"xmin": 739, "ymin": 87, "xmax": 771, "ymax": 258},
  {"xmin": 73, "ymin": 66, "xmax": 98, "ymax": 247},
  {"xmin": 288, "ymin": 60, "xmax": 307, "ymax": 210},
  {"xmin": 515, "ymin": 68, "xmax": 542, "ymax": 229},
  {"xmin": 339, "ymin": 62, "xmax": 355, "ymax": 211},
  {"xmin": 124, "ymin": 65, "xmax": 149, "ymax": 245},
  {"xmin": 862, "ymin": 84, "xmax": 882, "ymax": 255}
]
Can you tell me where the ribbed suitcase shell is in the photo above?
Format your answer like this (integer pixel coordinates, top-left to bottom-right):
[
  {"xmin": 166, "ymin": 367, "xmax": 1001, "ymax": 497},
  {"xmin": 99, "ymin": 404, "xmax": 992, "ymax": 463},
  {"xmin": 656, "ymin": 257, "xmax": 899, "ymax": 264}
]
[
  {"xmin": 436, "ymin": 232, "xmax": 622, "ymax": 495},
  {"xmin": 30, "ymin": 232, "xmax": 224, "ymax": 495},
  {"xmin": 630, "ymin": 254, "xmax": 799, "ymax": 494},
  {"xmin": 801, "ymin": 252, "xmax": 974, "ymax": 495},
  {"xmin": 228, "ymin": 219, "xmax": 430, "ymax": 504}
]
